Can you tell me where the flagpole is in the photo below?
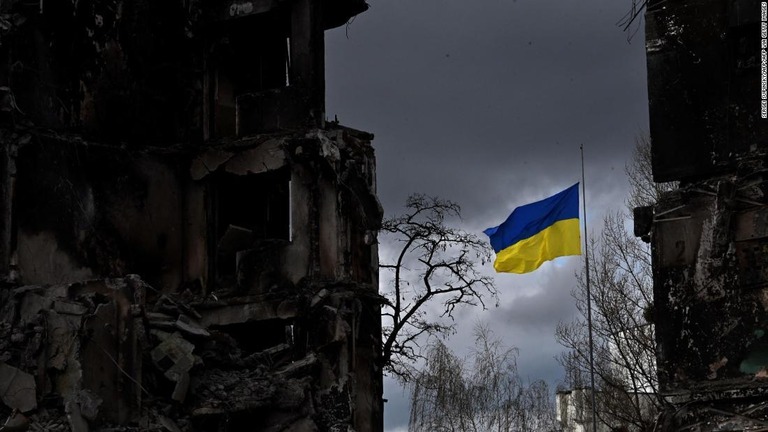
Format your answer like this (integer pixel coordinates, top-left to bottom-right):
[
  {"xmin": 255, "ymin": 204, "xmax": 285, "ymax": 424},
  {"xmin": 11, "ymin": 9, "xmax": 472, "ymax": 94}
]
[{"xmin": 580, "ymin": 144, "xmax": 598, "ymax": 432}]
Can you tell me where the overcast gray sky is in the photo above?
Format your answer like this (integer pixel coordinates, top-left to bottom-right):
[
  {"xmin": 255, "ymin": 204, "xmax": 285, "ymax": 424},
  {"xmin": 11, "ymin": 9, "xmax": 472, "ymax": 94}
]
[{"xmin": 325, "ymin": 0, "xmax": 649, "ymax": 430}]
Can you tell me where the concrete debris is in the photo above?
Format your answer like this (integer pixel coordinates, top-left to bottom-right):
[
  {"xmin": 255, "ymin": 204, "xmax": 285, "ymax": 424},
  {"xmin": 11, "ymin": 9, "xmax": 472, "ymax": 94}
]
[
  {"xmin": 198, "ymin": 299, "xmax": 299, "ymax": 326},
  {"xmin": 273, "ymin": 378, "xmax": 311, "ymax": 410},
  {"xmin": 151, "ymin": 332, "xmax": 196, "ymax": 383},
  {"xmin": 0, "ymin": 363, "xmax": 36, "ymax": 412},
  {"xmin": 310, "ymin": 289, "xmax": 329, "ymax": 308},
  {"xmin": 147, "ymin": 312, "xmax": 176, "ymax": 331},
  {"xmin": 174, "ymin": 315, "xmax": 211, "ymax": 339},
  {"xmin": 275, "ymin": 353, "xmax": 318, "ymax": 378},
  {"xmin": 45, "ymin": 311, "xmax": 78, "ymax": 372},
  {"xmin": 17, "ymin": 293, "xmax": 51, "ymax": 326},
  {"xmin": 64, "ymin": 399, "xmax": 88, "ymax": 432},
  {"xmin": 241, "ymin": 343, "xmax": 293, "ymax": 367},
  {"xmin": 192, "ymin": 368, "xmax": 275, "ymax": 415},
  {"xmin": 154, "ymin": 295, "xmax": 202, "ymax": 321},
  {"xmin": 158, "ymin": 415, "xmax": 183, "ymax": 432},
  {"xmin": 171, "ymin": 372, "xmax": 191, "ymax": 403},
  {"xmin": 0, "ymin": 0, "xmax": 383, "ymax": 428},
  {"xmin": 223, "ymin": 140, "xmax": 286, "ymax": 176},
  {"xmin": 0, "ymin": 276, "xmax": 379, "ymax": 430},
  {"xmin": 76, "ymin": 390, "xmax": 102, "ymax": 422},
  {"xmin": 52, "ymin": 300, "xmax": 88, "ymax": 316},
  {"xmin": 0, "ymin": 410, "xmax": 29, "ymax": 432}
]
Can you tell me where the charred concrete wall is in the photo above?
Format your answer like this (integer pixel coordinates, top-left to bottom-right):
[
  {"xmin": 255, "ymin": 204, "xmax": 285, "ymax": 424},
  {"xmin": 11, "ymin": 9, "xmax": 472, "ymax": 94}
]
[
  {"xmin": 647, "ymin": 176, "xmax": 768, "ymax": 393},
  {"xmin": 643, "ymin": 0, "xmax": 768, "ymax": 429},
  {"xmin": 0, "ymin": 0, "xmax": 383, "ymax": 431},
  {"xmin": 645, "ymin": 0, "xmax": 768, "ymax": 183}
]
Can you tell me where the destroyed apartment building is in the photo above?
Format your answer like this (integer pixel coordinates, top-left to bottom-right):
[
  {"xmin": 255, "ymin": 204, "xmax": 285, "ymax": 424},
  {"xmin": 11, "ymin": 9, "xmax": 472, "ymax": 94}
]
[
  {"xmin": 0, "ymin": 0, "xmax": 385, "ymax": 431},
  {"xmin": 638, "ymin": 0, "xmax": 768, "ymax": 430}
]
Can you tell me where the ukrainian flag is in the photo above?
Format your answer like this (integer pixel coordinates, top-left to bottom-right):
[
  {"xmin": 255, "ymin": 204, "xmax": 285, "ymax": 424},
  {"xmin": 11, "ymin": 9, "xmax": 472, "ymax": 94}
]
[{"xmin": 484, "ymin": 183, "xmax": 581, "ymax": 274}]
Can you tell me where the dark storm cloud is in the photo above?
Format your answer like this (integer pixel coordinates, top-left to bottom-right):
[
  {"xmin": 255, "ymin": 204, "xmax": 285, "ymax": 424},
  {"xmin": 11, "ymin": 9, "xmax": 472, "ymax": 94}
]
[
  {"xmin": 327, "ymin": 0, "xmax": 647, "ymax": 215},
  {"xmin": 325, "ymin": 0, "xmax": 649, "ymax": 430},
  {"xmin": 495, "ymin": 280, "xmax": 579, "ymax": 329}
]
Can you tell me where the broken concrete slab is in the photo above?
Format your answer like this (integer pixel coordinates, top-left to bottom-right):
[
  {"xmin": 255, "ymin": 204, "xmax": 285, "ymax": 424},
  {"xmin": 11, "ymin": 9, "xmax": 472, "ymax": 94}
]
[
  {"xmin": 65, "ymin": 398, "xmax": 89, "ymax": 432},
  {"xmin": 158, "ymin": 415, "xmax": 183, "ymax": 432},
  {"xmin": 275, "ymin": 353, "xmax": 317, "ymax": 379},
  {"xmin": 18, "ymin": 292, "xmax": 51, "ymax": 326},
  {"xmin": 199, "ymin": 299, "xmax": 299, "ymax": 326},
  {"xmin": 11, "ymin": 286, "xmax": 43, "ymax": 297},
  {"xmin": 310, "ymin": 288, "xmax": 328, "ymax": 308},
  {"xmin": 53, "ymin": 300, "xmax": 88, "ymax": 316},
  {"xmin": 171, "ymin": 372, "xmax": 190, "ymax": 402},
  {"xmin": 222, "ymin": 139, "xmax": 286, "ymax": 175},
  {"xmin": 147, "ymin": 312, "xmax": 176, "ymax": 331},
  {"xmin": 174, "ymin": 314, "xmax": 210, "ymax": 338},
  {"xmin": 77, "ymin": 389, "xmax": 103, "ymax": 422},
  {"xmin": 190, "ymin": 149, "xmax": 234, "ymax": 180},
  {"xmin": 151, "ymin": 332, "xmax": 196, "ymax": 382},
  {"xmin": 242, "ymin": 342, "xmax": 292, "ymax": 367},
  {"xmin": 0, "ymin": 362, "xmax": 37, "ymax": 412},
  {"xmin": 154, "ymin": 295, "xmax": 202, "ymax": 320},
  {"xmin": 45, "ymin": 310, "xmax": 81, "ymax": 371}
]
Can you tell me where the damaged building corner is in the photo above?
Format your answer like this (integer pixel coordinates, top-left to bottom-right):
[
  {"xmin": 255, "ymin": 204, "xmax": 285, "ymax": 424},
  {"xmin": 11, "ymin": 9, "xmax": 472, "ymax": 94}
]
[
  {"xmin": 0, "ymin": 0, "xmax": 384, "ymax": 431},
  {"xmin": 640, "ymin": 0, "xmax": 768, "ymax": 430}
]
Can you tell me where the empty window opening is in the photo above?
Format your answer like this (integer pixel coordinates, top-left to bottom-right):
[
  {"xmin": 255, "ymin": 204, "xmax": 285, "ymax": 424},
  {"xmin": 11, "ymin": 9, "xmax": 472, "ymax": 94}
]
[
  {"xmin": 209, "ymin": 15, "xmax": 291, "ymax": 139},
  {"xmin": 211, "ymin": 168, "xmax": 290, "ymax": 286}
]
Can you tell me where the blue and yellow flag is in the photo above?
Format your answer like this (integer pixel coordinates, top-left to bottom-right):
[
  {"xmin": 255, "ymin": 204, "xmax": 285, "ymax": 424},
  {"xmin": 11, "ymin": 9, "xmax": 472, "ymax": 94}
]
[{"xmin": 484, "ymin": 183, "xmax": 581, "ymax": 274}]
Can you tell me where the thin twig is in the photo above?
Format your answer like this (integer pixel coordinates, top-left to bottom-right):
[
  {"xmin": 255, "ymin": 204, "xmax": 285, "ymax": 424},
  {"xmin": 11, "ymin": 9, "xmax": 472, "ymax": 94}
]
[{"xmin": 94, "ymin": 342, "xmax": 151, "ymax": 395}]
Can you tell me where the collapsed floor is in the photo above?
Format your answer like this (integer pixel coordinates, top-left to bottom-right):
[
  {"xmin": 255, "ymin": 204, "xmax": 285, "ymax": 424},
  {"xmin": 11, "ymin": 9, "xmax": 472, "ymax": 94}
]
[
  {"xmin": 0, "ymin": 274, "xmax": 379, "ymax": 431},
  {"xmin": 0, "ymin": 0, "xmax": 383, "ymax": 430}
]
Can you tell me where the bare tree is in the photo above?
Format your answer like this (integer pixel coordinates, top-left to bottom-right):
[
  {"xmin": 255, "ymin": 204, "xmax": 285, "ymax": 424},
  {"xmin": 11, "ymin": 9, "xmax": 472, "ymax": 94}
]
[
  {"xmin": 555, "ymin": 135, "xmax": 674, "ymax": 431},
  {"xmin": 618, "ymin": 0, "xmax": 648, "ymax": 35},
  {"xmin": 409, "ymin": 325, "xmax": 558, "ymax": 432},
  {"xmin": 626, "ymin": 134, "xmax": 677, "ymax": 210},
  {"xmin": 556, "ymin": 212, "xmax": 662, "ymax": 431},
  {"xmin": 379, "ymin": 194, "xmax": 497, "ymax": 380}
]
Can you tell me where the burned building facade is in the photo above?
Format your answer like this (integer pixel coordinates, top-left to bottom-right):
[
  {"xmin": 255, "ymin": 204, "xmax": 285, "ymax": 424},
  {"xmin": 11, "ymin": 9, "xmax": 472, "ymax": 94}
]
[
  {"xmin": 640, "ymin": 0, "xmax": 768, "ymax": 429},
  {"xmin": 0, "ymin": 0, "xmax": 384, "ymax": 431}
]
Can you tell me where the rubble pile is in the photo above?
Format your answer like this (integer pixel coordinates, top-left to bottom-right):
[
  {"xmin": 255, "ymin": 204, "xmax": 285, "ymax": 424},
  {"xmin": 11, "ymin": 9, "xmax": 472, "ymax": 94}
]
[
  {"xmin": 0, "ymin": 0, "xmax": 383, "ymax": 429},
  {"xmin": 0, "ymin": 275, "xmax": 367, "ymax": 431}
]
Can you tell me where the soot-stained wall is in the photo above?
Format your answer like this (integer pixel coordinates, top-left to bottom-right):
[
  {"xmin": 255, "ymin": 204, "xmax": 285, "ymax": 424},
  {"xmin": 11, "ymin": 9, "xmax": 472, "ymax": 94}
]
[
  {"xmin": 644, "ymin": 0, "xmax": 768, "ymax": 429},
  {"xmin": 0, "ymin": 0, "xmax": 383, "ymax": 430}
]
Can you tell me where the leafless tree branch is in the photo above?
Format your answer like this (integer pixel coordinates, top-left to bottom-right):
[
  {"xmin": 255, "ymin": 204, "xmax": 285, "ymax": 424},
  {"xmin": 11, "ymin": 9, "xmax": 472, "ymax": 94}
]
[
  {"xmin": 380, "ymin": 194, "xmax": 497, "ymax": 380},
  {"xmin": 409, "ymin": 324, "xmax": 558, "ymax": 432},
  {"xmin": 556, "ymin": 134, "xmax": 671, "ymax": 431}
]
